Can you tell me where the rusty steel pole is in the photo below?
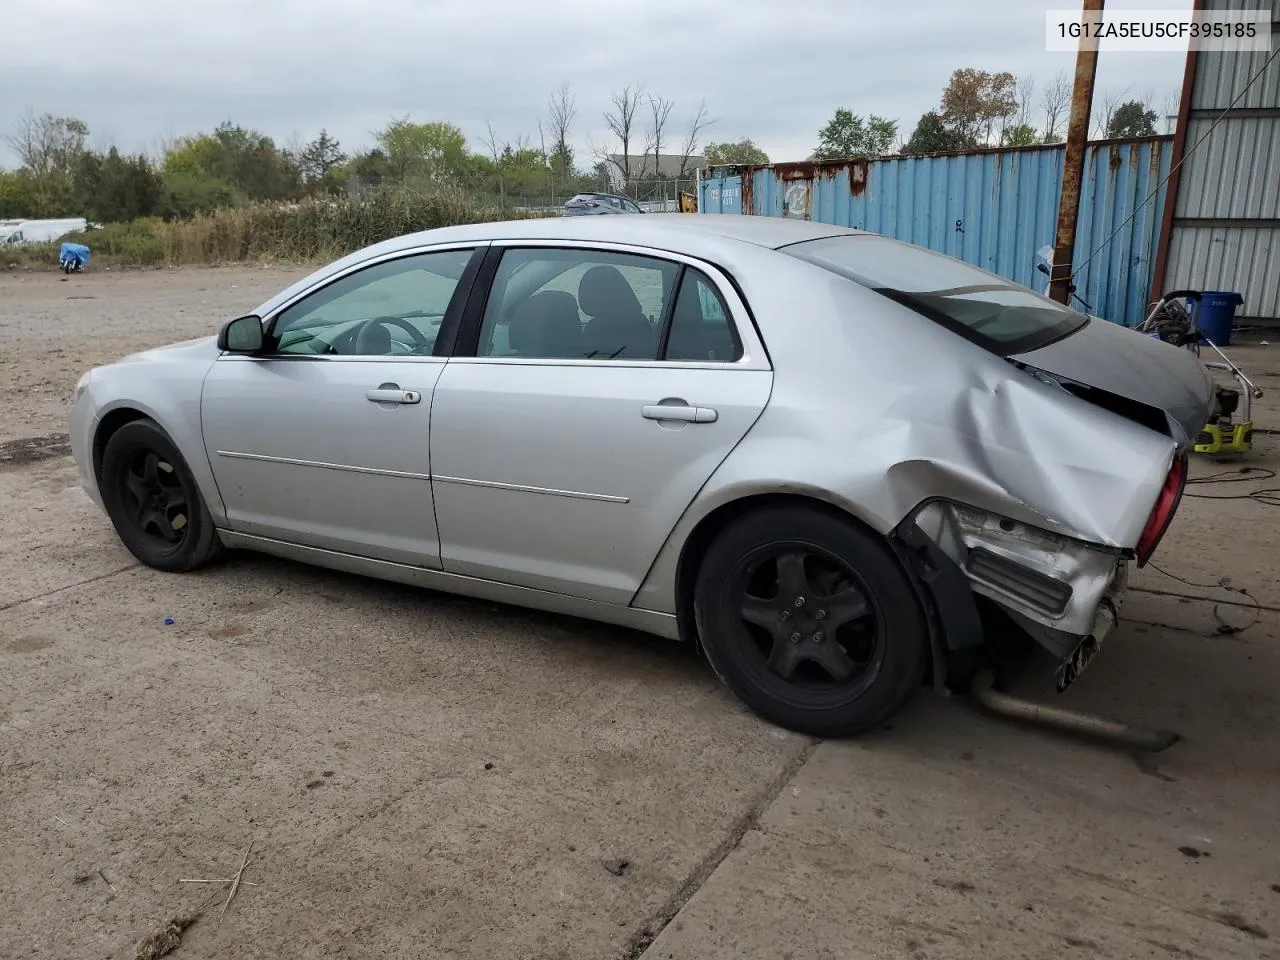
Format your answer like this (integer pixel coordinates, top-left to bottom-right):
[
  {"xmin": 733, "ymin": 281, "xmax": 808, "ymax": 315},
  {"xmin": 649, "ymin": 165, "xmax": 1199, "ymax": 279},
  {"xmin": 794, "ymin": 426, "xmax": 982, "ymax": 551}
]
[{"xmin": 1049, "ymin": 0, "xmax": 1104, "ymax": 305}]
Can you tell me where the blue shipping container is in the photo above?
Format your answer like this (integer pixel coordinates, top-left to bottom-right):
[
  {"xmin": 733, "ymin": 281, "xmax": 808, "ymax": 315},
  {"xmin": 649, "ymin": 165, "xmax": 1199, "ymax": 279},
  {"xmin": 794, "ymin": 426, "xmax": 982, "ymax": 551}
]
[{"xmin": 697, "ymin": 137, "xmax": 1173, "ymax": 327}]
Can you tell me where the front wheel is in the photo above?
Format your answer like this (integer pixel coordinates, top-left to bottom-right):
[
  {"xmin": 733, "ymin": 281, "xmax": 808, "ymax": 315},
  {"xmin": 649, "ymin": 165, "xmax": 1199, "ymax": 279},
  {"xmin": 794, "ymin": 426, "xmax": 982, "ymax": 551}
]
[
  {"xmin": 694, "ymin": 505, "xmax": 929, "ymax": 737},
  {"xmin": 98, "ymin": 419, "xmax": 223, "ymax": 572}
]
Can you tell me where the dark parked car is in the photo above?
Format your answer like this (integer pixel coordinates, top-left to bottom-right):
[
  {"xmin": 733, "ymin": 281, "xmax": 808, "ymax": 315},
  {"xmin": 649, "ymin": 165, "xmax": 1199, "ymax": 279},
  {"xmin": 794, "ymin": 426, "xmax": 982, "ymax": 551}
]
[{"xmin": 562, "ymin": 193, "xmax": 644, "ymax": 216}]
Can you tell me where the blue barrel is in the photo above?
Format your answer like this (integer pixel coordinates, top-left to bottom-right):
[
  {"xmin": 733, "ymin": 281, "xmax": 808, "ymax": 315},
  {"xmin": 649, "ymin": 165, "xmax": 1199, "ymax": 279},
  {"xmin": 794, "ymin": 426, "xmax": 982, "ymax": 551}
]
[{"xmin": 1195, "ymin": 291, "xmax": 1244, "ymax": 346}]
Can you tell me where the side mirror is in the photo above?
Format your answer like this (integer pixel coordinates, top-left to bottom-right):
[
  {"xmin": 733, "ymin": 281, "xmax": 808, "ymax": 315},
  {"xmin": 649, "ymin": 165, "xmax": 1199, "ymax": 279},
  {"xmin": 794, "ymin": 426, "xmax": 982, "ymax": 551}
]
[{"xmin": 218, "ymin": 314, "xmax": 265, "ymax": 353}]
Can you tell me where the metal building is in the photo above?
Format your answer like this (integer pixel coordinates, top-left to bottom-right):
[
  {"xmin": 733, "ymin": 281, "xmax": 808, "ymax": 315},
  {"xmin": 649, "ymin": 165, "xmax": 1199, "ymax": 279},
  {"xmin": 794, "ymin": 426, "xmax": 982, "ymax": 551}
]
[
  {"xmin": 699, "ymin": 137, "xmax": 1173, "ymax": 327},
  {"xmin": 1152, "ymin": 0, "xmax": 1280, "ymax": 330}
]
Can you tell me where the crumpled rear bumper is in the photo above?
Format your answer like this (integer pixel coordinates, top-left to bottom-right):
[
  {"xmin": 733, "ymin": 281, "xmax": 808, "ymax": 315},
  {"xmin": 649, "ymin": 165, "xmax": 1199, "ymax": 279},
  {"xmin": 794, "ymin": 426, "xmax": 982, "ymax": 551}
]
[{"xmin": 909, "ymin": 499, "xmax": 1129, "ymax": 663}]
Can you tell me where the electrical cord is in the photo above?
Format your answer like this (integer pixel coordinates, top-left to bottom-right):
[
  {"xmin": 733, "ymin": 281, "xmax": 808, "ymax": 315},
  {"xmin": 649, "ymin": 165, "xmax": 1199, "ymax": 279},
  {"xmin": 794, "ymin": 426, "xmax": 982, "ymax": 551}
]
[
  {"xmin": 1138, "ymin": 466, "xmax": 1280, "ymax": 636},
  {"xmin": 1146, "ymin": 561, "xmax": 1260, "ymax": 637},
  {"xmin": 1184, "ymin": 465, "xmax": 1280, "ymax": 507}
]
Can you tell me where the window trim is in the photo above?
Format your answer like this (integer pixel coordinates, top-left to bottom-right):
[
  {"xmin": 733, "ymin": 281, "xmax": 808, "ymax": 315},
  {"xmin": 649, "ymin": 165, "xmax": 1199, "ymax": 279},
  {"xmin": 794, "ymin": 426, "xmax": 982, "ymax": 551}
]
[
  {"xmin": 449, "ymin": 239, "xmax": 770, "ymax": 371},
  {"xmin": 218, "ymin": 242, "xmax": 486, "ymax": 364}
]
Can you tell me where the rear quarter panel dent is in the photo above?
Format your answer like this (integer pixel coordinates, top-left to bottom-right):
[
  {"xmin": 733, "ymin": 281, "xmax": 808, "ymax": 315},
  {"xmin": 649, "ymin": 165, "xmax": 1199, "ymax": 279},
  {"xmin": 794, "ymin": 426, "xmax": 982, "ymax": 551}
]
[{"xmin": 631, "ymin": 254, "xmax": 1177, "ymax": 616}]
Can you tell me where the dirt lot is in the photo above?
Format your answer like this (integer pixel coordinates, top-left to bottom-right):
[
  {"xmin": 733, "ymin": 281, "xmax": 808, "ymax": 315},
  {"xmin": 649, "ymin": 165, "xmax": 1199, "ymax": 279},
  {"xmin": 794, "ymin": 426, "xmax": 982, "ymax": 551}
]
[{"xmin": 2, "ymin": 267, "xmax": 1279, "ymax": 959}]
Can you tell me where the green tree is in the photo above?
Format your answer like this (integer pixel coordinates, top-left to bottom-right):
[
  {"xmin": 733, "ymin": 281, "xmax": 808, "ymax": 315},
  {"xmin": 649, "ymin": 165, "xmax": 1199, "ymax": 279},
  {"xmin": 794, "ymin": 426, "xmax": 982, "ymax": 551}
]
[
  {"xmin": 1002, "ymin": 123, "xmax": 1041, "ymax": 147},
  {"xmin": 5, "ymin": 112, "xmax": 89, "ymax": 215},
  {"xmin": 375, "ymin": 118, "xmax": 469, "ymax": 183},
  {"xmin": 346, "ymin": 149, "xmax": 391, "ymax": 192},
  {"xmin": 163, "ymin": 133, "xmax": 227, "ymax": 179},
  {"xmin": 73, "ymin": 148, "xmax": 166, "ymax": 223},
  {"xmin": 812, "ymin": 109, "xmax": 897, "ymax": 159},
  {"xmin": 299, "ymin": 130, "xmax": 347, "ymax": 191},
  {"xmin": 902, "ymin": 112, "xmax": 969, "ymax": 154},
  {"xmin": 0, "ymin": 169, "xmax": 32, "ymax": 217},
  {"xmin": 163, "ymin": 172, "xmax": 245, "ymax": 218},
  {"xmin": 1106, "ymin": 100, "xmax": 1159, "ymax": 138},
  {"xmin": 163, "ymin": 122, "xmax": 300, "ymax": 206},
  {"xmin": 704, "ymin": 139, "xmax": 770, "ymax": 166},
  {"xmin": 940, "ymin": 69, "xmax": 1018, "ymax": 147}
]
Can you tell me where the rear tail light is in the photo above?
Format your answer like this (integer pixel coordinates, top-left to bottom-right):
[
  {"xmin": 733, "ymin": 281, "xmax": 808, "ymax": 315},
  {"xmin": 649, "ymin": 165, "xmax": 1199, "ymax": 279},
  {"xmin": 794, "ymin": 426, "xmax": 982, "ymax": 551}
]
[{"xmin": 1135, "ymin": 453, "xmax": 1188, "ymax": 566}]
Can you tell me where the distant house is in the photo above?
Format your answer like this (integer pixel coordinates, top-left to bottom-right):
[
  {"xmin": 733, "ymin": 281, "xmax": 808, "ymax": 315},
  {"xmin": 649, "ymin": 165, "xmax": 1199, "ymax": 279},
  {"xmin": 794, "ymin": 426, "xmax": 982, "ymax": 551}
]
[{"xmin": 605, "ymin": 153, "xmax": 705, "ymax": 188}]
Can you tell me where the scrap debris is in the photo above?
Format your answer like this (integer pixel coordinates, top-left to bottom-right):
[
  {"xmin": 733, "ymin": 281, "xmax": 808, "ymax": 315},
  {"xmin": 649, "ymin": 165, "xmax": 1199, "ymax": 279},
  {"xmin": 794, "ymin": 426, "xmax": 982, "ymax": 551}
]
[
  {"xmin": 133, "ymin": 841, "xmax": 259, "ymax": 957},
  {"xmin": 177, "ymin": 840, "xmax": 258, "ymax": 922},
  {"xmin": 134, "ymin": 914, "xmax": 197, "ymax": 960}
]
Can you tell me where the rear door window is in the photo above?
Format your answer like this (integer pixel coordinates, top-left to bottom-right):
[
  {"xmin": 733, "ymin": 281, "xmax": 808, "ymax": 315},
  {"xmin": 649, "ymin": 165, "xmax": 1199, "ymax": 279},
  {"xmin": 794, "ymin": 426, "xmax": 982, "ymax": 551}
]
[{"xmin": 477, "ymin": 248, "xmax": 678, "ymax": 360}]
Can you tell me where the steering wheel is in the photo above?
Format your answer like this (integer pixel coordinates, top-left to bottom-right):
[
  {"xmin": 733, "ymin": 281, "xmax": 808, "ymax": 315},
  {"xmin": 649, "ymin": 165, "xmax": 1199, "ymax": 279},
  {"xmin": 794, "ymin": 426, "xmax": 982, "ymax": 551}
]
[{"xmin": 353, "ymin": 315, "xmax": 435, "ymax": 354}]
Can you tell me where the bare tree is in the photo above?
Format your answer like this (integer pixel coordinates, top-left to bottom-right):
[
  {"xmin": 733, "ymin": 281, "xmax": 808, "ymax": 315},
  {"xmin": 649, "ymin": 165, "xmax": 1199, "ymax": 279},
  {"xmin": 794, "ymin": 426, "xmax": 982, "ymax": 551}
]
[
  {"xmin": 1159, "ymin": 87, "xmax": 1182, "ymax": 133},
  {"xmin": 1015, "ymin": 74, "xmax": 1037, "ymax": 129},
  {"xmin": 677, "ymin": 98, "xmax": 714, "ymax": 178},
  {"xmin": 1040, "ymin": 69, "xmax": 1071, "ymax": 142},
  {"xmin": 604, "ymin": 84, "xmax": 646, "ymax": 185},
  {"xmin": 480, "ymin": 120, "xmax": 503, "ymax": 164},
  {"xmin": 547, "ymin": 81, "xmax": 577, "ymax": 168},
  {"xmin": 646, "ymin": 94, "xmax": 675, "ymax": 184},
  {"xmin": 7, "ymin": 109, "xmax": 89, "ymax": 178}
]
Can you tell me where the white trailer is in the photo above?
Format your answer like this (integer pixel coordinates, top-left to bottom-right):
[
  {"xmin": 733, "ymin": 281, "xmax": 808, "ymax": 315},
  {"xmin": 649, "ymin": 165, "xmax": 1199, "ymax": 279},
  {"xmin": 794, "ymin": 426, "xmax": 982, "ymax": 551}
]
[{"xmin": 0, "ymin": 218, "xmax": 88, "ymax": 246}]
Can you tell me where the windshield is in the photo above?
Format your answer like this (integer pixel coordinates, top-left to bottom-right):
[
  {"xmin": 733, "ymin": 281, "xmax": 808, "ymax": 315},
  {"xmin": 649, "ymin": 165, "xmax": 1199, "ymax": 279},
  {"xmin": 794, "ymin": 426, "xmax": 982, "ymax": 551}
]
[{"xmin": 781, "ymin": 234, "xmax": 1089, "ymax": 356}]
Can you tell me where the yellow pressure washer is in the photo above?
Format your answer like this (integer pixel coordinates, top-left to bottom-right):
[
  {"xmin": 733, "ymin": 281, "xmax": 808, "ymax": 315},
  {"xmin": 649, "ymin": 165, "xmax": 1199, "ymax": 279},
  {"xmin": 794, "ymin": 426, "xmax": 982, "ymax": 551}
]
[{"xmin": 1138, "ymin": 290, "xmax": 1263, "ymax": 458}]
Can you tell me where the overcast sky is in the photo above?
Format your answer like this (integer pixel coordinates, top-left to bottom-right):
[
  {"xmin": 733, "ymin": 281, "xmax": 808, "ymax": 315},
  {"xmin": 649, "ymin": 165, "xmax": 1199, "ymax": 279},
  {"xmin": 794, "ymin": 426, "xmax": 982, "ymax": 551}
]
[{"xmin": 0, "ymin": 0, "xmax": 1193, "ymax": 169}]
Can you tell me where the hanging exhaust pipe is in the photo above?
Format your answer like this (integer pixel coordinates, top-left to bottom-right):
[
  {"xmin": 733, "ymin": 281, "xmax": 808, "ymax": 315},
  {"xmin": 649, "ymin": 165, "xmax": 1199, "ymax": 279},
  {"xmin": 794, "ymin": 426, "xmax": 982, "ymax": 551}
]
[{"xmin": 969, "ymin": 670, "xmax": 1180, "ymax": 753}]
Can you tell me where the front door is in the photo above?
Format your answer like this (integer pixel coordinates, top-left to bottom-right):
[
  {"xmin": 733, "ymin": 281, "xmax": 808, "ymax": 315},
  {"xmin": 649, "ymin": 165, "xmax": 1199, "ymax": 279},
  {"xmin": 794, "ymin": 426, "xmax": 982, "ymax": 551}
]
[
  {"xmin": 429, "ymin": 243, "xmax": 772, "ymax": 605},
  {"xmin": 200, "ymin": 246, "xmax": 479, "ymax": 567}
]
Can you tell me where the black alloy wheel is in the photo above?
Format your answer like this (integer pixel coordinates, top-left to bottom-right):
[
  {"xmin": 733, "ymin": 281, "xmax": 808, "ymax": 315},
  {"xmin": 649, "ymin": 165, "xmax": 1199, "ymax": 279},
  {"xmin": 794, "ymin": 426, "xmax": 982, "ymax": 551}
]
[
  {"xmin": 694, "ymin": 505, "xmax": 929, "ymax": 737},
  {"xmin": 99, "ymin": 419, "xmax": 222, "ymax": 572}
]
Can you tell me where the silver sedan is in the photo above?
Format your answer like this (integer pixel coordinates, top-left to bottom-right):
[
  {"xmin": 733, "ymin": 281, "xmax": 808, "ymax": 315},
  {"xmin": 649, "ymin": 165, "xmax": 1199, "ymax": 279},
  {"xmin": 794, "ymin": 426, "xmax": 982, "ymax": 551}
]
[{"xmin": 68, "ymin": 215, "xmax": 1212, "ymax": 736}]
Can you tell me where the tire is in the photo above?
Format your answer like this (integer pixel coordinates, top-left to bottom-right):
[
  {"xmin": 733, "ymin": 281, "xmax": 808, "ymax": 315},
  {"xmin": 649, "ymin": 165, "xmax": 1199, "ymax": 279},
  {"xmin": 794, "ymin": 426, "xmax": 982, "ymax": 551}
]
[
  {"xmin": 98, "ymin": 418, "xmax": 223, "ymax": 572},
  {"xmin": 693, "ymin": 505, "xmax": 929, "ymax": 737}
]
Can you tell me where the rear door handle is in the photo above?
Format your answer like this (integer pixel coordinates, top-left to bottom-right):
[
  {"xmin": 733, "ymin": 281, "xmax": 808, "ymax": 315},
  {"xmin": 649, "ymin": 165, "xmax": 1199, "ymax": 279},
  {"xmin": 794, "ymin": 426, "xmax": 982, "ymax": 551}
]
[
  {"xmin": 642, "ymin": 403, "xmax": 718, "ymax": 423},
  {"xmin": 366, "ymin": 388, "xmax": 421, "ymax": 405}
]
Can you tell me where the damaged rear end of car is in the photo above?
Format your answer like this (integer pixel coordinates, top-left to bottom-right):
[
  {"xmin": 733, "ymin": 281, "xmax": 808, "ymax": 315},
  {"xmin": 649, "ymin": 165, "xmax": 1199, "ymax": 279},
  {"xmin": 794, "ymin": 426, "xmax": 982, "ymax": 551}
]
[{"xmin": 776, "ymin": 233, "xmax": 1212, "ymax": 688}]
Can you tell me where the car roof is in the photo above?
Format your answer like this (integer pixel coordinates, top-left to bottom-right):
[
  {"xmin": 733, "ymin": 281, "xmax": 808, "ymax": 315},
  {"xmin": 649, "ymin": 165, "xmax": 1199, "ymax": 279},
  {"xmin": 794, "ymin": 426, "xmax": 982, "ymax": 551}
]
[
  {"xmin": 252, "ymin": 215, "xmax": 870, "ymax": 318},
  {"xmin": 374, "ymin": 213, "xmax": 864, "ymax": 254}
]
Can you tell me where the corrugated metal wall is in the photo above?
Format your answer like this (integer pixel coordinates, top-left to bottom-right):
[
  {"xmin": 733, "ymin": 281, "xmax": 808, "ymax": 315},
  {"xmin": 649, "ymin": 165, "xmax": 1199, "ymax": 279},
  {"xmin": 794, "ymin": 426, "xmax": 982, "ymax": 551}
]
[
  {"xmin": 1160, "ymin": 0, "xmax": 1280, "ymax": 325},
  {"xmin": 698, "ymin": 137, "xmax": 1172, "ymax": 327}
]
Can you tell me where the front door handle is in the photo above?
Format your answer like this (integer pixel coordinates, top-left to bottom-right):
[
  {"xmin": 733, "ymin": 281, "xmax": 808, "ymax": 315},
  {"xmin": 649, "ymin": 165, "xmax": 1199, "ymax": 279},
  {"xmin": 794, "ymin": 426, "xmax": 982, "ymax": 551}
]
[
  {"xmin": 366, "ymin": 387, "xmax": 421, "ymax": 405},
  {"xmin": 642, "ymin": 402, "xmax": 718, "ymax": 423}
]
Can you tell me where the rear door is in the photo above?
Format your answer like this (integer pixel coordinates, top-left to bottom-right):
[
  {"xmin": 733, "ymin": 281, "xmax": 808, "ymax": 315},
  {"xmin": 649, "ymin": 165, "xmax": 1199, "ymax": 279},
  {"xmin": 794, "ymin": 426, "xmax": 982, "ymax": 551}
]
[{"xmin": 429, "ymin": 241, "xmax": 773, "ymax": 605}]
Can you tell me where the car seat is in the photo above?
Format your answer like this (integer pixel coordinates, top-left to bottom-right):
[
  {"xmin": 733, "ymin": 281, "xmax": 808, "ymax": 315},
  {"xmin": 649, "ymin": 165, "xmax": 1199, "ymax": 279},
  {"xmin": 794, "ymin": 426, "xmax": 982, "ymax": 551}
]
[
  {"xmin": 578, "ymin": 265, "xmax": 655, "ymax": 358},
  {"xmin": 506, "ymin": 291, "xmax": 584, "ymax": 358}
]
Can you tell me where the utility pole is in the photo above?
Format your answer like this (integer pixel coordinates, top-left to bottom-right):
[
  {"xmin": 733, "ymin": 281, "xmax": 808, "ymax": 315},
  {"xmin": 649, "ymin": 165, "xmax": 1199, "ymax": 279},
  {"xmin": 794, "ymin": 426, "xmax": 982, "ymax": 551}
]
[{"xmin": 1049, "ymin": 0, "xmax": 1103, "ymax": 305}]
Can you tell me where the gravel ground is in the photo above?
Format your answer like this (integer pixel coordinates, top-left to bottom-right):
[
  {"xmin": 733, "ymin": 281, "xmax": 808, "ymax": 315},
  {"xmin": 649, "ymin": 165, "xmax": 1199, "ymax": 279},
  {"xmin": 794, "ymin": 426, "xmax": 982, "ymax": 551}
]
[{"xmin": 1, "ymin": 266, "xmax": 1278, "ymax": 959}]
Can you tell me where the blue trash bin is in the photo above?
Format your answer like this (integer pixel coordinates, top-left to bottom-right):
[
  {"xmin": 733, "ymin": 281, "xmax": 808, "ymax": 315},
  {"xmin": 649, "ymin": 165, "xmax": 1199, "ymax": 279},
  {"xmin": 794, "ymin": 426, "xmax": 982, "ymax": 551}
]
[{"xmin": 1195, "ymin": 291, "xmax": 1244, "ymax": 346}]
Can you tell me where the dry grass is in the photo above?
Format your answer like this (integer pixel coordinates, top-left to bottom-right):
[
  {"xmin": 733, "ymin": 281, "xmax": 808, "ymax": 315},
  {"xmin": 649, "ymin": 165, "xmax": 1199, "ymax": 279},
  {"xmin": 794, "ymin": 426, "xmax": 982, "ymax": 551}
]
[{"xmin": 3, "ymin": 187, "xmax": 542, "ymax": 270}]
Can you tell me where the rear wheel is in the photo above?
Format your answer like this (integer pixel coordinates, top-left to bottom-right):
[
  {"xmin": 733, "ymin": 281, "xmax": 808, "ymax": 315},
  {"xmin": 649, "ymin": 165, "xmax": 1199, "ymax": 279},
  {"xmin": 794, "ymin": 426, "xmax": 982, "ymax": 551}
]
[
  {"xmin": 98, "ymin": 419, "xmax": 223, "ymax": 572},
  {"xmin": 694, "ymin": 506, "xmax": 928, "ymax": 737}
]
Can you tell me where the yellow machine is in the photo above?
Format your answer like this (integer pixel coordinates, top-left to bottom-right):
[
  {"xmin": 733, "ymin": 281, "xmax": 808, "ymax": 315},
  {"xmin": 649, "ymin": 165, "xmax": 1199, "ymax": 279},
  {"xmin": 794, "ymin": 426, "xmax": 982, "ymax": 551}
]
[{"xmin": 1138, "ymin": 290, "xmax": 1263, "ymax": 459}]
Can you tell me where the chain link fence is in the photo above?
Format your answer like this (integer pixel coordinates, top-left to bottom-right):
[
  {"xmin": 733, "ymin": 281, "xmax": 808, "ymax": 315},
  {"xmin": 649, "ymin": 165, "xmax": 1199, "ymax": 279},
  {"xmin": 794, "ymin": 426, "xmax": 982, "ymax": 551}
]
[{"xmin": 347, "ymin": 174, "xmax": 699, "ymax": 216}]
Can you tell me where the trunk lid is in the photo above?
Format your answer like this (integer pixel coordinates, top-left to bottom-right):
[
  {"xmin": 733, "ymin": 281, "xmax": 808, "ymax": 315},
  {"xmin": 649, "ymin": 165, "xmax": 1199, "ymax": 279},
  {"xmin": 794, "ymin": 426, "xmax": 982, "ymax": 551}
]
[{"xmin": 1011, "ymin": 318, "xmax": 1215, "ymax": 444}]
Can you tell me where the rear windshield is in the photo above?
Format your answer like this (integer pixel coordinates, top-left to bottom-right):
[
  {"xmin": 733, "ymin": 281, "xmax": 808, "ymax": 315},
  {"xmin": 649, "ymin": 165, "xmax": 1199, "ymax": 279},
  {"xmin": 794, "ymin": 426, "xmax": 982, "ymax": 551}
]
[{"xmin": 781, "ymin": 234, "xmax": 1088, "ymax": 356}]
